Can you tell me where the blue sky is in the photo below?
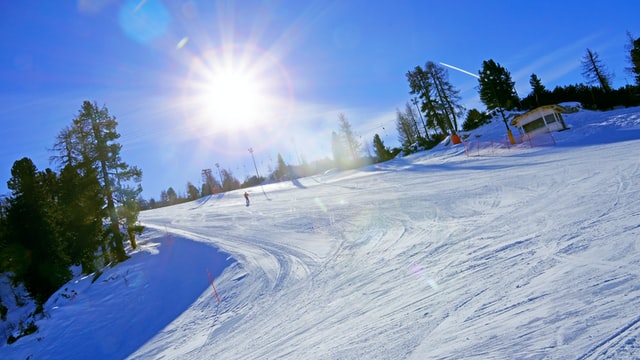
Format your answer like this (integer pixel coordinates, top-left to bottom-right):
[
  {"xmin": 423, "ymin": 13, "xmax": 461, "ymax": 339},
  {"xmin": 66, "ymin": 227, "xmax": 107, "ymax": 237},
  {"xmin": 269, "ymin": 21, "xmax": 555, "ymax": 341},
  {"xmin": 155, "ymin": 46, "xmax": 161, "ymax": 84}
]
[{"xmin": 1, "ymin": 0, "xmax": 638, "ymax": 200}]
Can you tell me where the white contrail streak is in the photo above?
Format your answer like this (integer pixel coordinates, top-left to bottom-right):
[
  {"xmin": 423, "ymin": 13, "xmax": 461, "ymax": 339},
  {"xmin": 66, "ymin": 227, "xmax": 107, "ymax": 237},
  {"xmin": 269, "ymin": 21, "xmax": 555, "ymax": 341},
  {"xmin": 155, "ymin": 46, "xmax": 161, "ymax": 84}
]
[{"xmin": 439, "ymin": 62, "xmax": 480, "ymax": 79}]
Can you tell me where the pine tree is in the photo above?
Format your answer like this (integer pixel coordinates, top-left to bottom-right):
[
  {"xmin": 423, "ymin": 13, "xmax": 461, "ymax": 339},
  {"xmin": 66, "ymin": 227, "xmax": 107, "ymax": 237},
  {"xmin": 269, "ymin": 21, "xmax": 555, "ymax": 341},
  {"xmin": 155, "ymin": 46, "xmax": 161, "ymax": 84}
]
[
  {"xmin": 407, "ymin": 65, "xmax": 445, "ymax": 134},
  {"xmin": 478, "ymin": 59, "xmax": 519, "ymax": 136},
  {"xmin": 186, "ymin": 182, "xmax": 199, "ymax": 201},
  {"xmin": 462, "ymin": 109, "xmax": 491, "ymax": 131},
  {"xmin": 626, "ymin": 32, "xmax": 640, "ymax": 86},
  {"xmin": 166, "ymin": 187, "xmax": 178, "ymax": 205},
  {"xmin": 274, "ymin": 153, "xmax": 288, "ymax": 181},
  {"xmin": 5, "ymin": 158, "xmax": 71, "ymax": 303},
  {"xmin": 478, "ymin": 59, "xmax": 520, "ymax": 111},
  {"xmin": 424, "ymin": 61, "xmax": 463, "ymax": 133},
  {"xmin": 372, "ymin": 134, "xmax": 393, "ymax": 162},
  {"xmin": 58, "ymin": 163, "xmax": 104, "ymax": 273},
  {"xmin": 52, "ymin": 101, "xmax": 142, "ymax": 263},
  {"xmin": 395, "ymin": 107, "xmax": 419, "ymax": 151},
  {"xmin": 581, "ymin": 48, "xmax": 613, "ymax": 92},
  {"xmin": 407, "ymin": 63, "xmax": 463, "ymax": 135},
  {"xmin": 115, "ymin": 184, "xmax": 143, "ymax": 249},
  {"xmin": 529, "ymin": 73, "xmax": 546, "ymax": 107}
]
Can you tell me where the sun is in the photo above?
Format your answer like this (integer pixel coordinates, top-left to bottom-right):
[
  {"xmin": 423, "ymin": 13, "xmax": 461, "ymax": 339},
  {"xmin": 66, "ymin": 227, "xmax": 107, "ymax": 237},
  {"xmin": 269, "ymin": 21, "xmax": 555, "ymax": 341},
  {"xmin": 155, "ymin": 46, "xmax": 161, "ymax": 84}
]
[
  {"xmin": 199, "ymin": 67, "xmax": 267, "ymax": 128},
  {"xmin": 182, "ymin": 45, "xmax": 292, "ymax": 135}
]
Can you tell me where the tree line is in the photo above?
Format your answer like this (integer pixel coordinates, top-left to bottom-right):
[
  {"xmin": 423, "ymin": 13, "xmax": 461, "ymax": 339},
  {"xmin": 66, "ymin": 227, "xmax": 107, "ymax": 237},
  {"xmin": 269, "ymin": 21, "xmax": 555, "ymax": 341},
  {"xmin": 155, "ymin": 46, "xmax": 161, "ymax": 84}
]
[
  {"xmin": 0, "ymin": 101, "xmax": 142, "ymax": 317},
  {"xmin": 147, "ymin": 32, "xmax": 640, "ymax": 207},
  {"xmin": 388, "ymin": 32, "xmax": 640, "ymax": 156},
  {"xmin": 141, "ymin": 152, "xmax": 336, "ymax": 210}
]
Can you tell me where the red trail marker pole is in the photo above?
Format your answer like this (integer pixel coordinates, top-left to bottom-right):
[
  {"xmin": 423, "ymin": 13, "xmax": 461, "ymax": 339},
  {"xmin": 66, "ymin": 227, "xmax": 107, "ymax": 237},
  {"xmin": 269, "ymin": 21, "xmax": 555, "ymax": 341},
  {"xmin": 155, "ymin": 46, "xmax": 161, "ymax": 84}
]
[{"xmin": 206, "ymin": 268, "xmax": 221, "ymax": 303}]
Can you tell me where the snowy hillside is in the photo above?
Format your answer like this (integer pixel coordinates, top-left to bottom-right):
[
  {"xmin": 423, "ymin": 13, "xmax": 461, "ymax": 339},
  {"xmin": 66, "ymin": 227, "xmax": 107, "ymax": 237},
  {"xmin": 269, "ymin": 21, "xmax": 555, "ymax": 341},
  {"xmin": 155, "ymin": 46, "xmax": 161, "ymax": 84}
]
[{"xmin": 1, "ymin": 107, "xmax": 640, "ymax": 359}]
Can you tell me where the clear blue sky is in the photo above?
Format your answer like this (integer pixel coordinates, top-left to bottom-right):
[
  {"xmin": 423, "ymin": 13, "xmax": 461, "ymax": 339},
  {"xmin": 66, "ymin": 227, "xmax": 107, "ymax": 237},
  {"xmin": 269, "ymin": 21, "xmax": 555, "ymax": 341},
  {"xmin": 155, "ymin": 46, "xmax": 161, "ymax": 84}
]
[{"xmin": 1, "ymin": 0, "xmax": 638, "ymax": 199}]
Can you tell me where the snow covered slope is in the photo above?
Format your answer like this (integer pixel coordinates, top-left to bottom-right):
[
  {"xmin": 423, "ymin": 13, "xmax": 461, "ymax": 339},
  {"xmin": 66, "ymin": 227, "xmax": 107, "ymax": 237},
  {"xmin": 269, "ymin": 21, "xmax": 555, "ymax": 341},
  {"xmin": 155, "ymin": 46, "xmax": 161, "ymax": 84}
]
[{"xmin": 2, "ymin": 107, "xmax": 640, "ymax": 359}]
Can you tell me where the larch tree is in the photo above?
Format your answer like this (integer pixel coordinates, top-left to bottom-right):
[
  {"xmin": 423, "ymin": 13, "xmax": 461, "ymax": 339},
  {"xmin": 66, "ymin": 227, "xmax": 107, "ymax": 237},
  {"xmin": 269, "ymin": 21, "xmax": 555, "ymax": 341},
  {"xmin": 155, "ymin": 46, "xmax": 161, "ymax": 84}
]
[
  {"xmin": 407, "ymin": 63, "xmax": 463, "ymax": 135},
  {"xmin": 407, "ymin": 65, "xmax": 445, "ymax": 134},
  {"xmin": 581, "ymin": 48, "xmax": 613, "ymax": 93},
  {"xmin": 52, "ymin": 101, "xmax": 142, "ymax": 263},
  {"xmin": 395, "ymin": 107, "xmax": 420, "ymax": 151},
  {"xmin": 424, "ymin": 61, "xmax": 463, "ymax": 133},
  {"xmin": 338, "ymin": 113, "xmax": 361, "ymax": 162}
]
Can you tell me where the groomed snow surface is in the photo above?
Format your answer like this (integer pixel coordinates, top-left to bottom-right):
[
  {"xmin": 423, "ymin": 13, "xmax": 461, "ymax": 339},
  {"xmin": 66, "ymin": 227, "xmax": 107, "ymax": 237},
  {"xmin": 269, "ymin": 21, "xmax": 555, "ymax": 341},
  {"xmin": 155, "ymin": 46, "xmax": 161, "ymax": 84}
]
[{"xmin": 2, "ymin": 107, "xmax": 640, "ymax": 359}]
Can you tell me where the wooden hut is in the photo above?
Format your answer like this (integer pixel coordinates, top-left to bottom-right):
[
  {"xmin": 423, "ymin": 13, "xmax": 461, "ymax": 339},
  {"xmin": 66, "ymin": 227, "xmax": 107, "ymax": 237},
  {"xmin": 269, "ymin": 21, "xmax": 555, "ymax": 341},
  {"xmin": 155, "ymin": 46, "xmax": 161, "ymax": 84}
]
[{"xmin": 511, "ymin": 105, "xmax": 568, "ymax": 136}]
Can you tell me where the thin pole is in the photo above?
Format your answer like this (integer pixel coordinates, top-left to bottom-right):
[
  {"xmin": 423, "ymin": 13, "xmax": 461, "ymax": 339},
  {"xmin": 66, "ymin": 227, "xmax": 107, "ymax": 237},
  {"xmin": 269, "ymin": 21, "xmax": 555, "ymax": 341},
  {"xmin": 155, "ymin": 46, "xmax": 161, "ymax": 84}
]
[{"xmin": 248, "ymin": 148, "xmax": 261, "ymax": 179}]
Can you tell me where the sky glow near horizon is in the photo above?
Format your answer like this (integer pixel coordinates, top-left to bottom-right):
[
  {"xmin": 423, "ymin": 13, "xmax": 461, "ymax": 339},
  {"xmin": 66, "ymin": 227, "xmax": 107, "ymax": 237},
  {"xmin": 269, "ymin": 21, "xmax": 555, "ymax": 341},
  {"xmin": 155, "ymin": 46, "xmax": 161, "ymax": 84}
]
[{"xmin": 1, "ymin": 0, "xmax": 638, "ymax": 199}]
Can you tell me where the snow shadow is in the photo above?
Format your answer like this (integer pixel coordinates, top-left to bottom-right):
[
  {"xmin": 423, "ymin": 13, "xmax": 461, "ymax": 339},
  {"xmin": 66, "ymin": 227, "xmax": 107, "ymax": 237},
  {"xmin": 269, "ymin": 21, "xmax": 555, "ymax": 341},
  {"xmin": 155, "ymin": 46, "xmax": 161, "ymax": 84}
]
[
  {"xmin": 189, "ymin": 192, "xmax": 227, "ymax": 210},
  {"xmin": 291, "ymin": 177, "xmax": 307, "ymax": 189},
  {"xmin": 38, "ymin": 233, "xmax": 233, "ymax": 360},
  {"xmin": 366, "ymin": 156, "xmax": 555, "ymax": 173}
]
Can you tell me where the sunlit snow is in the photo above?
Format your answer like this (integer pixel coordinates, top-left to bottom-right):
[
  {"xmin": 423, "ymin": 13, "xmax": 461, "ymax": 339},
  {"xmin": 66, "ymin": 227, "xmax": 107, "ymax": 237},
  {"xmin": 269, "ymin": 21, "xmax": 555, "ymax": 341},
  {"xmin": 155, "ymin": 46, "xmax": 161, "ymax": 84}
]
[{"xmin": 2, "ymin": 106, "xmax": 640, "ymax": 359}]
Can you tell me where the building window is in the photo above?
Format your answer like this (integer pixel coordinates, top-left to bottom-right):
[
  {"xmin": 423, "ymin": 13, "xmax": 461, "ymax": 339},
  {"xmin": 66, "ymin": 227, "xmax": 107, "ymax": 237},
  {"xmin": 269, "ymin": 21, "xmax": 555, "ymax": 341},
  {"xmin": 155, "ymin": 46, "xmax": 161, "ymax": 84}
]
[
  {"xmin": 544, "ymin": 113, "xmax": 557, "ymax": 124},
  {"xmin": 523, "ymin": 118, "xmax": 546, "ymax": 133}
]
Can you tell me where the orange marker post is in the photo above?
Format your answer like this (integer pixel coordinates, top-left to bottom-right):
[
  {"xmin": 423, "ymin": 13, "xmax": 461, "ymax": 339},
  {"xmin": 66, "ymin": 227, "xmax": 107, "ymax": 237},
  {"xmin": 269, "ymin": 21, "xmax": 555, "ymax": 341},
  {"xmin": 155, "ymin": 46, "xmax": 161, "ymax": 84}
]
[{"xmin": 206, "ymin": 268, "xmax": 221, "ymax": 303}]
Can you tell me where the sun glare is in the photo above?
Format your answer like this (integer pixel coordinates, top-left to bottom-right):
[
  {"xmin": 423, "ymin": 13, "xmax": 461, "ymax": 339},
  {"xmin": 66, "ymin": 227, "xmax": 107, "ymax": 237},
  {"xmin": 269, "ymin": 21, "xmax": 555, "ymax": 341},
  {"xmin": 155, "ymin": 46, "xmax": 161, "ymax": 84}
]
[
  {"xmin": 201, "ymin": 68, "xmax": 266, "ymax": 127},
  {"xmin": 183, "ymin": 45, "xmax": 293, "ymax": 136}
]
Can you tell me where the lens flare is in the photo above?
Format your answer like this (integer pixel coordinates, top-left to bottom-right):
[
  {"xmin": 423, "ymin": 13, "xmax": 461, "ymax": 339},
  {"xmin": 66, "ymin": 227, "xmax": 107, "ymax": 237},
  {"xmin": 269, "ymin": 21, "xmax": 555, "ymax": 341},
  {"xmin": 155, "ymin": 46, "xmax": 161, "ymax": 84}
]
[{"xmin": 118, "ymin": 0, "xmax": 170, "ymax": 44}]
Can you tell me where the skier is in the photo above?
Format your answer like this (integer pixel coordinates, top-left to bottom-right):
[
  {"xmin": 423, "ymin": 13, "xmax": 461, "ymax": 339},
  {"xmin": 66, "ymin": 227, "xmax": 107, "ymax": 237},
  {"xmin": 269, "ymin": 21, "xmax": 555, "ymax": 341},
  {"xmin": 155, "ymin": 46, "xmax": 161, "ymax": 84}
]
[{"xmin": 244, "ymin": 191, "xmax": 250, "ymax": 206}]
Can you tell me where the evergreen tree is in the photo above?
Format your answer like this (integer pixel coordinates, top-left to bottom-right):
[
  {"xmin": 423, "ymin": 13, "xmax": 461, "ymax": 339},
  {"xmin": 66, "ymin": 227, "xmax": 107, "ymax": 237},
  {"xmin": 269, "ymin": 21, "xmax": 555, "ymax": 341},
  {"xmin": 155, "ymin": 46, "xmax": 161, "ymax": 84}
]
[
  {"xmin": 186, "ymin": 182, "xmax": 199, "ymax": 201},
  {"xmin": 200, "ymin": 183, "xmax": 212, "ymax": 197},
  {"xmin": 166, "ymin": 187, "xmax": 178, "ymax": 205},
  {"xmin": 407, "ymin": 63, "xmax": 463, "ymax": 135},
  {"xmin": 0, "ymin": 195, "xmax": 8, "ymax": 273},
  {"xmin": 407, "ymin": 65, "xmax": 445, "ymax": 134},
  {"xmin": 58, "ymin": 163, "xmax": 103, "ymax": 273},
  {"xmin": 529, "ymin": 73, "xmax": 547, "ymax": 107},
  {"xmin": 5, "ymin": 158, "xmax": 70, "ymax": 304},
  {"xmin": 200, "ymin": 169, "xmax": 219, "ymax": 196},
  {"xmin": 115, "ymin": 184, "xmax": 143, "ymax": 249},
  {"xmin": 424, "ymin": 61, "xmax": 463, "ymax": 133},
  {"xmin": 338, "ymin": 113, "xmax": 361, "ymax": 162},
  {"xmin": 395, "ymin": 107, "xmax": 419, "ymax": 152},
  {"xmin": 160, "ymin": 190, "xmax": 169, "ymax": 205},
  {"xmin": 274, "ymin": 153, "xmax": 288, "ymax": 181},
  {"xmin": 581, "ymin": 48, "xmax": 613, "ymax": 93},
  {"xmin": 52, "ymin": 101, "xmax": 142, "ymax": 263},
  {"xmin": 478, "ymin": 59, "xmax": 519, "ymax": 135},
  {"xmin": 462, "ymin": 109, "xmax": 491, "ymax": 131},
  {"xmin": 372, "ymin": 134, "xmax": 393, "ymax": 162},
  {"xmin": 478, "ymin": 59, "xmax": 520, "ymax": 111},
  {"xmin": 626, "ymin": 32, "xmax": 640, "ymax": 86},
  {"xmin": 220, "ymin": 169, "xmax": 240, "ymax": 191}
]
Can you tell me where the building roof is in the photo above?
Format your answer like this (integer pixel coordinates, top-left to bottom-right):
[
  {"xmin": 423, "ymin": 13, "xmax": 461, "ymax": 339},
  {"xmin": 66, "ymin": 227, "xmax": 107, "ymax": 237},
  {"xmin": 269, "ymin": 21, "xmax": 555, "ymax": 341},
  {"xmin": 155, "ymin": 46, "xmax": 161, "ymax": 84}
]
[{"xmin": 511, "ymin": 104, "xmax": 566, "ymax": 126}]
